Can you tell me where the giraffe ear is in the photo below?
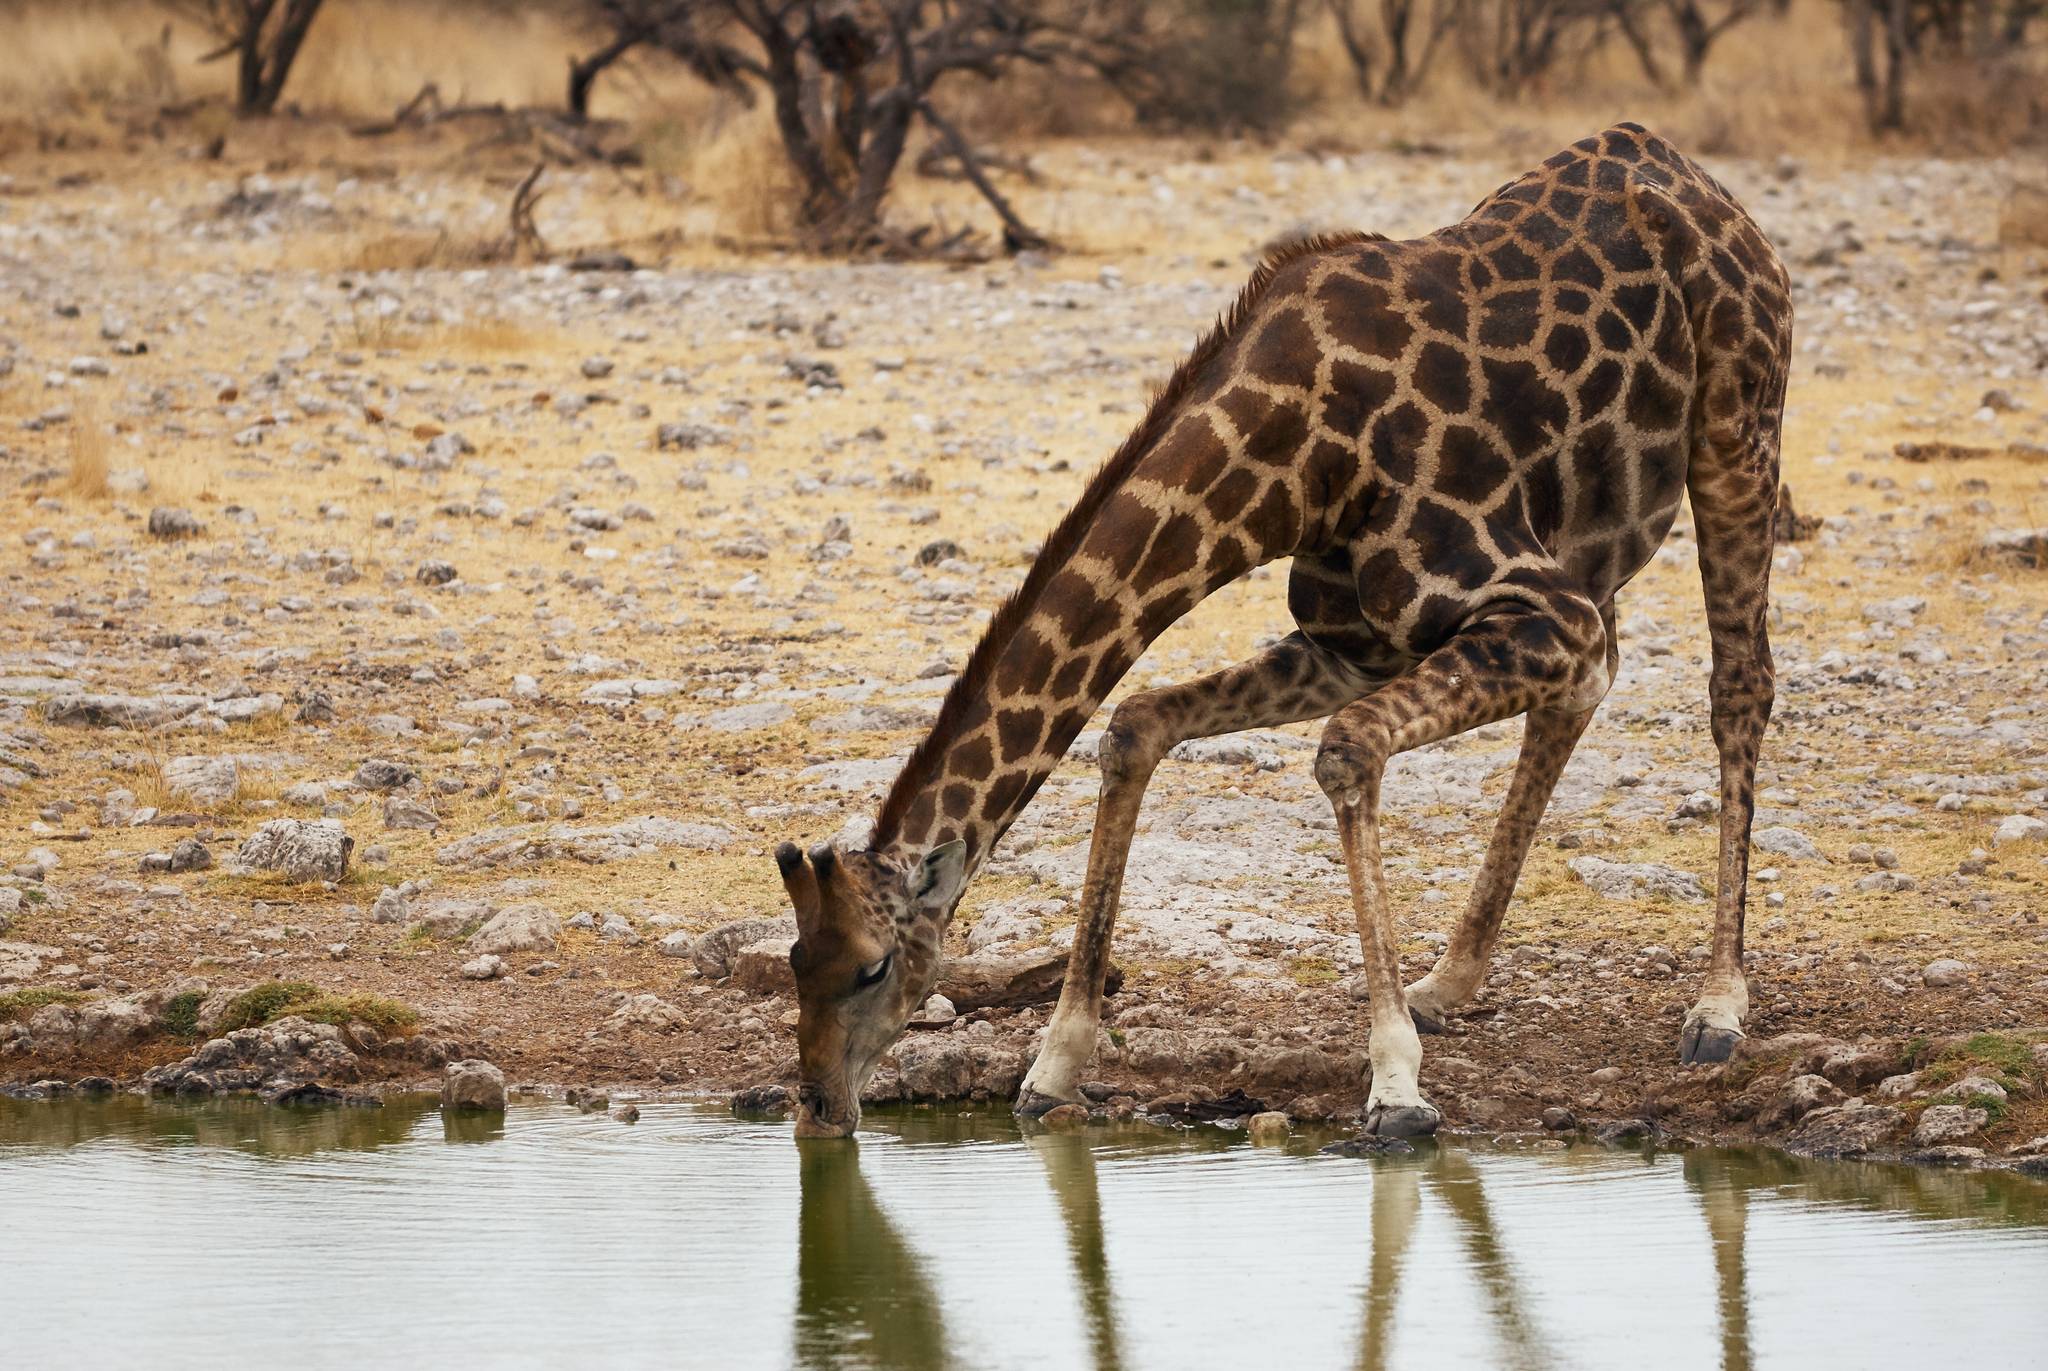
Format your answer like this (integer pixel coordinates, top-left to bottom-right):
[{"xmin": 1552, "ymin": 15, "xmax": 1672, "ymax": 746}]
[{"xmin": 909, "ymin": 840, "xmax": 967, "ymax": 914}]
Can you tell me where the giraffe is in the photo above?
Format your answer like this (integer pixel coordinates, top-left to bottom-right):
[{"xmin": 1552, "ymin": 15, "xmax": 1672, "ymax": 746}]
[{"xmin": 776, "ymin": 122, "xmax": 1792, "ymax": 1139}]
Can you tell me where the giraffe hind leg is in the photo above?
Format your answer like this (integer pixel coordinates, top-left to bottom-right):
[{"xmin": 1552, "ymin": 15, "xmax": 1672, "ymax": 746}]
[
  {"xmin": 1016, "ymin": 633, "xmax": 1377, "ymax": 1113},
  {"xmin": 1679, "ymin": 430, "xmax": 1782, "ymax": 1064}
]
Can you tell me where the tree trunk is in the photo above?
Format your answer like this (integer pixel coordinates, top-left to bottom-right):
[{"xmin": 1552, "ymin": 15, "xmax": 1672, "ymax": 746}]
[
  {"xmin": 1878, "ymin": 0, "xmax": 1909, "ymax": 129},
  {"xmin": 250, "ymin": 0, "xmax": 325, "ymax": 114},
  {"xmin": 832, "ymin": 91, "xmax": 916, "ymax": 244},
  {"xmin": 567, "ymin": 33, "xmax": 638, "ymax": 120}
]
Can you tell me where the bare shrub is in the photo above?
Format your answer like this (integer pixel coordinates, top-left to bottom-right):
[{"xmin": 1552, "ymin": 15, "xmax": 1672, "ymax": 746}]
[
  {"xmin": 1089, "ymin": 0, "xmax": 1313, "ymax": 132},
  {"xmin": 579, "ymin": 2, "xmax": 1110, "ymax": 252},
  {"xmin": 159, "ymin": 0, "xmax": 328, "ymax": 114},
  {"xmin": 1324, "ymin": 0, "xmax": 1462, "ymax": 104},
  {"xmin": 1840, "ymin": 0, "xmax": 2047, "ymax": 132}
]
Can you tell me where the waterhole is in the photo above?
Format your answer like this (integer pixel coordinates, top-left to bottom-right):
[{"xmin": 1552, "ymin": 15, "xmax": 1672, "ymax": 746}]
[{"xmin": 3, "ymin": 1096, "xmax": 2043, "ymax": 1369}]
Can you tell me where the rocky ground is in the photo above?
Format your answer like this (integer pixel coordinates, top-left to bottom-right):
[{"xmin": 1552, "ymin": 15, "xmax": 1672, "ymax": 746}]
[{"xmin": 1, "ymin": 119, "xmax": 2045, "ymax": 1169}]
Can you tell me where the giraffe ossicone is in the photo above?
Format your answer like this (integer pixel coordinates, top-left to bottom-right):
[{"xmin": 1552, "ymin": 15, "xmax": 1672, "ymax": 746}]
[{"xmin": 778, "ymin": 123, "xmax": 1792, "ymax": 1138}]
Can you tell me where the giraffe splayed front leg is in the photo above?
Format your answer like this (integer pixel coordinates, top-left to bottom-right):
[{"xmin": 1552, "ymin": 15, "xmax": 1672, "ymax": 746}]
[
  {"xmin": 1019, "ymin": 634, "xmax": 1378, "ymax": 1113},
  {"xmin": 1403, "ymin": 604, "xmax": 1618, "ymax": 1033},
  {"xmin": 1317, "ymin": 587, "xmax": 1611, "ymax": 1138}
]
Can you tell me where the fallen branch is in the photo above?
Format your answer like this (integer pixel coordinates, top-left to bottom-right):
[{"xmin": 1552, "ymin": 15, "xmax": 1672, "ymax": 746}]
[
  {"xmin": 915, "ymin": 98, "xmax": 1051, "ymax": 253},
  {"xmin": 508, "ymin": 164, "xmax": 548, "ymax": 262}
]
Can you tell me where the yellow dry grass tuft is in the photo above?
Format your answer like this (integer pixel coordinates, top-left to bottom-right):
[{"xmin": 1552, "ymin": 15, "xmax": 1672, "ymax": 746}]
[
  {"xmin": 646, "ymin": 101, "xmax": 804, "ymax": 244},
  {"xmin": 63, "ymin": 399, "xmax": 112, "ymax": 501}
]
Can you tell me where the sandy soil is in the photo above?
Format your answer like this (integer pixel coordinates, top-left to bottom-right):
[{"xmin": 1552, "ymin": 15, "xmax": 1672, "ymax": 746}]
[{"xmin": 1, "ymin": 117, "xmax": 2044, "ymax": 1160}]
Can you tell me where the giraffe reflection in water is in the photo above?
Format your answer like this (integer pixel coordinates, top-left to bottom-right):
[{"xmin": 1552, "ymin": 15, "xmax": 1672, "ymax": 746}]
[{"xmin": 789, "ymin": 1132, "xmax": 1799, "ymax": 1371}]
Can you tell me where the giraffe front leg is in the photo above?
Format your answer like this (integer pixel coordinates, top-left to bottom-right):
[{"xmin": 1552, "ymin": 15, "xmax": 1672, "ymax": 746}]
[
  {"xmin": 1407, "ymin": 606, "xmax": 1615, "ymax": 1032},
  {"xmin": 1680, "ymin": 435, "xmax": 1779, "ymax": 1065},
  {"xmin": 1019, "ymin": 635, "xmax": 1376, "ymax": 1115},
  {"xmin": 1401, "ymin": 703, "xmax": 1596, "ymax": 1033},
  {"xmin": 1318, "ymin": 589, "xmax": 1611, "ymax": 1137},
  {"xmin": 1016, "ymin": 719, "xmax": 1151, "ymax": 1116},
  {"xmin": 1319, "ymin": 734, "xmax": 1439, "ymax": 1139}
]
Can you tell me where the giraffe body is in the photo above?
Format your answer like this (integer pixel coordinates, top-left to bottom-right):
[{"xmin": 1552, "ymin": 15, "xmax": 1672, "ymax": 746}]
[{"xmin": 780, "ymin": 123, "xmax": 1791, "ymax": 1138}]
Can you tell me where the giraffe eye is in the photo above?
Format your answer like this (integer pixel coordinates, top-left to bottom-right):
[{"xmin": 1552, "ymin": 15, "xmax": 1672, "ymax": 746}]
[{"xmin": 854, "ymin": 953, "xmax": 893, "ymax": 990}]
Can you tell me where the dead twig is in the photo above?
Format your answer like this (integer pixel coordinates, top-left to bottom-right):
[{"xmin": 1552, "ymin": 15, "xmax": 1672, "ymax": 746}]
[
  {"xmin": 913, "ymin": 99, "xmax": 1051, "ymax": 254},
  {"xmin": 509, "ymin": 164, "xmax": 549, "ymax": 262}
]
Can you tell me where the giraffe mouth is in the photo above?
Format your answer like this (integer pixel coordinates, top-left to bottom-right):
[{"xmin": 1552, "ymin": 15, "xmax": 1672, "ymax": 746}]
[{"xmin": 794, "ymin": 1082, "xmax": 858, "ymax": 1137}]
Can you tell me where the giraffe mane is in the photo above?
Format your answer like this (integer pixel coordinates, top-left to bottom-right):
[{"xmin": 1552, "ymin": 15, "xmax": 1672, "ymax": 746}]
[{"xmin": 871, "ymin": 229, "xmax": 1390, "ymax": 851}]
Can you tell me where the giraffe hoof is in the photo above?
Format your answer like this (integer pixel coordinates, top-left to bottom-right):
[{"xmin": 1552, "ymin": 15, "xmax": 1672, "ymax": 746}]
[
  {"xmin": 1679, "ymin": 1019, "xmax": 1743, "ymax": 1065},
  {"xmin": 1363, "ymin": 1102, "xmax": 1442, "ymax": 1140},
  {"xmin": 1014, "ymin": 1087, "xmax": 1078, "ymax": 1119},
  {"xmin": 1408, "ymin": 1004, "xmax": 1448, "ymax": 1035}
]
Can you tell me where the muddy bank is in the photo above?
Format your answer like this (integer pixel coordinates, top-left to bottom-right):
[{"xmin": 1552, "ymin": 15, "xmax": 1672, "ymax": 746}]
[{"xmin": 5, "ymin": 950, "xmax": 2045, "ymax": 1174}]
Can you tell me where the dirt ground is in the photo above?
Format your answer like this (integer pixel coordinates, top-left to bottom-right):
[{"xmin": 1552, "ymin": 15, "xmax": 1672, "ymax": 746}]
[{"xmin": 1, "ymin": 115, "xmax": 2044, "ymax": 1161}]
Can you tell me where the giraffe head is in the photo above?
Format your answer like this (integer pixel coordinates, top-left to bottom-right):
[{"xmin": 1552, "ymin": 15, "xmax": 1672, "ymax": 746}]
[{"xmin": 776, "ymin": 838, "xmax": 968, "ymax": 1137}]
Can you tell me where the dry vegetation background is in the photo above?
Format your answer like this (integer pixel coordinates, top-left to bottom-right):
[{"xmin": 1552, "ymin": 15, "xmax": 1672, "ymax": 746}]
[{"xmin": 1, "ymin": 0, "xmax": 2042, "ymax": 216}]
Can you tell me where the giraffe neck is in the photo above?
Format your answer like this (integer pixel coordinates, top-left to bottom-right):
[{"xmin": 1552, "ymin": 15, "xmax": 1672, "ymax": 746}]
[
  {"xmin": 873, "ymin": 421, "xmax": 1275, "ymax": 873},
  {"xmin": 872, "ymin": 497, "xmax": 1188, "ymax": 875},
  {"xmin": 867, "ymin": 231, "xmax": 1388, "ymax": 878}
]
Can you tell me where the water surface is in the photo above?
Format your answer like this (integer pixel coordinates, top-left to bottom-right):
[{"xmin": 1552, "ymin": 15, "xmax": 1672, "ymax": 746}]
[{"xmin": 3, "ymin": 1096, "xmax": 2044, "ymax": 1369}]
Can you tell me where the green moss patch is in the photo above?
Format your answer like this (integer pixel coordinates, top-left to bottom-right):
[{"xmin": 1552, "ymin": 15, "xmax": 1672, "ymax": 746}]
[
  {"xmin": 0, "ymin": 987, "xmax": 84, "ymax": 1021},
  {"xmin": 160, "ymin": 990, "xmax": 206, "ymax": 1040},
  {"xmin": 211, "ymin": 981, "xmax": 418, "ymax": 1036}
]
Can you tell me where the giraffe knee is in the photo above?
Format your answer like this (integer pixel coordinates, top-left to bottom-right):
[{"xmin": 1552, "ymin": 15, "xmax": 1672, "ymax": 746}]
[
  {"xmin": 1100, "ymin": 700, "xmax": 1168, "ymax": 784},
  {"xmin": 1314, "ymin": 726, "xmax": 1387, "ymax": 801}
]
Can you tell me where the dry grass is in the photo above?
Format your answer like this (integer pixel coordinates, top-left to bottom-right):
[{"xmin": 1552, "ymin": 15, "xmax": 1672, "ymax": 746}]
[
  {"xmin": 0, "ymin": 3, "xmax": 189, "ymax": 113},
  {"xmin": 2003, "ymin": 183, "xmax": 2048, "ymax": 249},
  {"xmin": 63, "ymin": 399, "xmax": 111, "ymax": 501},
  {"xmin": 2, "ymin": 1, "xmax": 2040, "ymax": 216},
  {"xmin": 642, "ymin": 101, "xmax": 804, "ymax": 243}
]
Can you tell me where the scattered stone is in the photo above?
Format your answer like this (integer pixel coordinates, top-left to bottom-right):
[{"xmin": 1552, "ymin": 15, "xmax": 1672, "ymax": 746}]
[
  {"xmin": 138, "ymin": 836, "xmax": 214, "ymax": 874},
  {"xmin": 464, "ymin": 903, "xmax": 561, "ymax": 955},
  {"xmin": 939, "ymin": 947, "xmax": 1114, "ymax": 1012},
  {"xmin": 1247, "ymin": 1111, "xmax": 1290, "ymax": 1143},
  {"xmin": 161, "ymin": 755, "xmax": 239, "ymax": 805},
  {"xmin": 730, "ymin": 937, "xmax": 796, "ymax": 995},
  {"xmin": 690, "ymin": 916, "xmax": 797, "ymax": 979},
  {"xmin": 1319, "ymin": 1135, "xmax": 1415, "ymax": 1157},
  {"xmin": 1567, "ymin": 856, "xmax": 1708, "ymax": 903},
  {"xmin": 434, "ymin": 816, "xmax": 734, "ymax": 869},
  {"xmin": 383, "ymin": 797, "xmax": 438, "ymax": 830},
  {"xmin": 45, "ymin": 693, "xmax": 207, "ymax": 729},
  {"xmin": 610, "ymin": 1102, "xmax": 641, "ymax": 1123},
  {"xmin": 1753, "ymin": 826, "xmax": 1824, "ymax": 862},
  {"xmin": 1594, "ymin": 1118, "xmax": 1657, "ymax": 1146},
  {"xmin": 1040, "ymin": 1103, "xmax": 1090, "ymax": 1129},
  {"xmin": 730, "ymin": 1083, "xmax": 790, "ymax": 1116},
  {"xmin": 604, "ymin": 995, "xmax": 687, "ymax": 1032},
  {"xmin": 1783, "ymin": 1102, "xmax": 1905, "ymax": 1158},
  {"xmin": 235, "ymin": 819, "xmax": 352, "ymax": 882},
  {"xmin": 353, "ymin": 759, "xmax": 415, "ymax": 791},
  {"xmin": 913, "ymin": 993, "xmax": 958, "ymax": 1026},
  {"xmin": 460, "ymin": 954, "xmax": 507, "ymax": 980},
  {"xmin": 147, "ymin": 507, "xmax": 203, "ymax": 539},
  {"xmin": 442, "ymin": 1059, "xmax": 507, "ymax": 1111},
  {"xmin": 1772, "ymin": 1073, "xmax": 1847, "ymax": 1124},
  {"xmin": 1912, "ymin": 1104, "xmax": 1988, "ymax": 1147},
  {"xmin": 1921, "ymin": 958, "xmax": 1972, "ymax": 988},
  {"xmin": 1993, "ymin": 814, "xmax": 2047, "ymax": 848}
]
